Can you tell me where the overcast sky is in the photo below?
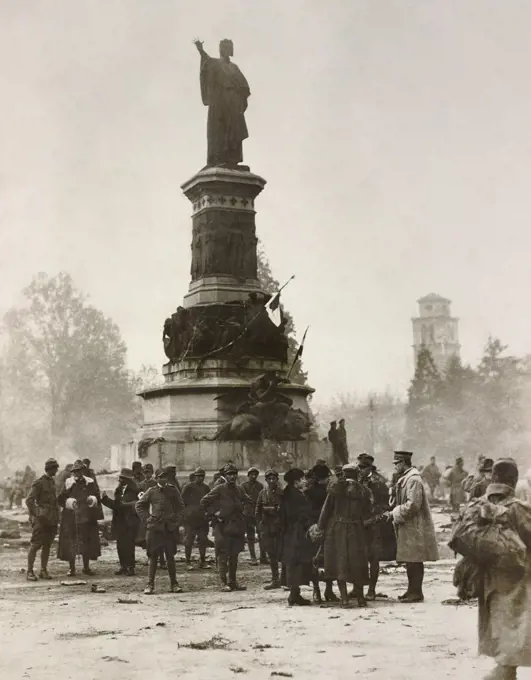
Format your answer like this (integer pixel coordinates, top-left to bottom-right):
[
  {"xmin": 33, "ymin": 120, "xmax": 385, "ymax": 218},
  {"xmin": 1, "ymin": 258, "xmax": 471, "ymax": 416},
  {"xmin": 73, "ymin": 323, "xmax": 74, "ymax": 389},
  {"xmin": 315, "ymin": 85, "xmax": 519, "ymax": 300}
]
[{"xmin": 1, "ymin": 0, "xmax": 530, "ymax": 404}]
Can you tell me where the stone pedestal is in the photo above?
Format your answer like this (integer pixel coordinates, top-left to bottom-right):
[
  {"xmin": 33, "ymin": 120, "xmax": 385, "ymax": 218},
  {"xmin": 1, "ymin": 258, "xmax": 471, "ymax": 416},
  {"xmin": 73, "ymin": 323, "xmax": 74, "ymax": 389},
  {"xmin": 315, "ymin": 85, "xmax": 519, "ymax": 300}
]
[
  {"xmin": 182, "ymin": 167, "xmax": 265, "ymax": 307},
  {"xmin": 138, "ymin": 165, "xmax": 314, "ymax": 468}
]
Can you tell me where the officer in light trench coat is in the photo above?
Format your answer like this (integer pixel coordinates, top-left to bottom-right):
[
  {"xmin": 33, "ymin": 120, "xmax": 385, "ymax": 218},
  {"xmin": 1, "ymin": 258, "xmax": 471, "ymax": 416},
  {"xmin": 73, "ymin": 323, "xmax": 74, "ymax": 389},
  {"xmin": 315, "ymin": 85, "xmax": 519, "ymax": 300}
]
[{"xmin": 383, "ymin": 451, "xmax": 438, "ymax": 603}]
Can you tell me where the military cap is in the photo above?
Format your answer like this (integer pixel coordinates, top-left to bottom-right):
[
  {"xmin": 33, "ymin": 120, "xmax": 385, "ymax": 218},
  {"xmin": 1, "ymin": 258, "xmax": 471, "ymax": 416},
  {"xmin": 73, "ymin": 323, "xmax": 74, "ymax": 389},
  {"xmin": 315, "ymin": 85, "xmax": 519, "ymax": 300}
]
[
  {"xmin": 143, "ymin": 463, "xmax": 154, "ymax": 471},
  {"xmin": 247, "ymin": 466, "xmax": 260, "ymax": 476},
  {"xmin": 342, "ymin": 463, "xmax": 358, "ymax": 479},
  {"xmin": 309, "ymin": 463, "xmax": 331, "ymax": 480},
  {"xmin": 284, "ymin": 467, "xmax": 305, "ymax": 484},
  {"xmin": 44, "ymin": 458, "xmax": 59, "ymax": 469},
  {"xmin": 156, "ymin": 467, "xmax": 169, "ymax": 479},
  {"xmin": 357, "ymin": 453, "xmax": 375, "ymax": 468},
  {"xmin": 72, "ymin": 460, "xmax": 85, "ymax": 472},
  {"xmin": 223, "ymin": 463, "xmax": 238, "ymax": 475},
  {"xmin": 393, "ymin": 451, "xmax": 413, "ymax": 462},
  {"xmin": 194, "ymin": 467, "xmax": 206, "ymax": 476},
  {"xmin": 492, "ymin": 458, "xmax": 519, "ymax": 487},
  {"xmin": 264, "ymin": 469, "xmax": 279, "ymax": 478},
  {"xmin": 118, "ymin": 468, "xmax": 134, "ymax": 480},
  {"xmin": 479, "ymin": 458, "xmax": 494, "ymax": 473}
]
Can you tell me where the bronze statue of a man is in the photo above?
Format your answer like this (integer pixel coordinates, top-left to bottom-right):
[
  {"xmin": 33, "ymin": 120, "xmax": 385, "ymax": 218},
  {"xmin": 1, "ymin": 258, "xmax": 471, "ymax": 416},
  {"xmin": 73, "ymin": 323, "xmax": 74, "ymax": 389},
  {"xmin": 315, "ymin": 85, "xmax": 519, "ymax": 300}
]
[{"xmin": 194, "ymin": 38, "xmax": 250, "ymax": 168}]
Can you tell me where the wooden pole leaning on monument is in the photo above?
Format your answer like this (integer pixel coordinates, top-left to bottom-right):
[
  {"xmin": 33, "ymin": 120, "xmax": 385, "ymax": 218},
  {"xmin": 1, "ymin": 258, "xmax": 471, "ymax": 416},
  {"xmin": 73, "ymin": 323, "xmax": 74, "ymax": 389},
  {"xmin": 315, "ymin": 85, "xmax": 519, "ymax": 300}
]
[
  {"xmin": 286, "ymin": 326, "xmax": 309, "ymax": 381},
  {"xmin": 194, "ymin": 274, "xmax": 297, "ymax": 363}
]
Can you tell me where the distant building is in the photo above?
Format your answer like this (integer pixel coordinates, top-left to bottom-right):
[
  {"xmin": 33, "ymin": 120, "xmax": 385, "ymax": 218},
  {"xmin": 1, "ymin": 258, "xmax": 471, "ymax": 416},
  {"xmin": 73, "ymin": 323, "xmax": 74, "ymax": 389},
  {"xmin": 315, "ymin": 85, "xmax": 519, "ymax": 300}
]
[{"xmin": 412, "ymin": 293, "xmax": 460, "ymax": 373}]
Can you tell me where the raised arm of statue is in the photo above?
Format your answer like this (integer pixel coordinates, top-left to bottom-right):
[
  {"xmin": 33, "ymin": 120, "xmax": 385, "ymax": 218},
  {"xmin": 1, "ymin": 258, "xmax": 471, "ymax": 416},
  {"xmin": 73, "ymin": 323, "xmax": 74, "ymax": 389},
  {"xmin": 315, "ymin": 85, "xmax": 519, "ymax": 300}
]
[{"xmin": 193, "ymin": 39, "xmax": 208, "ymax": 57}]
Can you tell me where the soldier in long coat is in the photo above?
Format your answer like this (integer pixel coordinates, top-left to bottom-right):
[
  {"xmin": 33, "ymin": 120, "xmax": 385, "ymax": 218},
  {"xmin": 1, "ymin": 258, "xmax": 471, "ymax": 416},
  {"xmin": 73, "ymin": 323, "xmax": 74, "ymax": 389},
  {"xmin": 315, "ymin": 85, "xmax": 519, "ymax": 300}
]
[
  {"xmin": 57, "ymin": 461, "xmax": 102, "ymax": 576},
  {"xmin": 25, "ymin": 458, "xmax": 60, "ymax": 581},
  {"xmin": 241, "ymin": 467, "xmax": 265, "ymax": 565},
  {"xmin": 256, "ymin": 469, "xmax": 284, "ymax": 589},
  {"xmin": 304, "ymin": 463, "xmax": 338, "ymax": 603},
  {"xmin": 477, "ymin": 459, "xmax": 531, "ymax": 680},
  {"xmin": 446, "ymin": 457, "xmax": 469, "ymax": 513},
  {"xmin": 318, "ymin": 464, "xmax": 371, "ymax": 607},
  {"xmin": 136, "ymin": 467, "xmax": 185, "ymax": 594},
  {"xmin": 385, "ymin": 451, "xmax": 439, "ymax": 603},
  {"xmin": 282, "ymin": 468, "xmax": 316, "ymax": 606},
  {"xmin": 101, "ymin": 468, "xmax": 140, "ymax": 576},
  {"xmin": 357, "ymin": 453, "xmax": 394, "ymax": 600},
  {"xmin": 200, "ymin": 463, "xmax": 253, "ymax": 591},
  {"xmin": 181, "ymin": 467, "xmax": 211, "ymax": 569}
]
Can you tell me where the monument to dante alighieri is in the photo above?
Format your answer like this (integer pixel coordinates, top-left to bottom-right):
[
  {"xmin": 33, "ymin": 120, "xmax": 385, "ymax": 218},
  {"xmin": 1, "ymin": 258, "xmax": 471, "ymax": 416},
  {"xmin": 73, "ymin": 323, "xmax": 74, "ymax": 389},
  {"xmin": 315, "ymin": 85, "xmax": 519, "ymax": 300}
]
[{"xmin": 135, "ymin": 39, "xmax": 322, "ymax": 472}]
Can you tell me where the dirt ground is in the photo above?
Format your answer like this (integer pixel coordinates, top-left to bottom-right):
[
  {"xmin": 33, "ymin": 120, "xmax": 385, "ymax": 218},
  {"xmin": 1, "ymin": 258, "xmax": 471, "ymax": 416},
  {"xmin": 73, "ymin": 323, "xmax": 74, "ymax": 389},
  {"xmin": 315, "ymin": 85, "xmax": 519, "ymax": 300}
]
[{"xmin": 0, "ymin": 506, "xmax": 525, "ymax": 680}]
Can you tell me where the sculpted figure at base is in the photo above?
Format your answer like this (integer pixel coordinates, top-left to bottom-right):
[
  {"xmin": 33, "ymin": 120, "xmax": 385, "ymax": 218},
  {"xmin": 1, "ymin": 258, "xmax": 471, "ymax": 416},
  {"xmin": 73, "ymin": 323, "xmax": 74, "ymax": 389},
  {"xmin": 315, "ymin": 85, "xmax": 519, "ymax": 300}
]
[
  {"xmin": 194, "ymin": 38, "xmax": 250, "ymax": 168},
  {"xmin": 215, "ymin": 371, "xmax": 311, "ymax": 442}
]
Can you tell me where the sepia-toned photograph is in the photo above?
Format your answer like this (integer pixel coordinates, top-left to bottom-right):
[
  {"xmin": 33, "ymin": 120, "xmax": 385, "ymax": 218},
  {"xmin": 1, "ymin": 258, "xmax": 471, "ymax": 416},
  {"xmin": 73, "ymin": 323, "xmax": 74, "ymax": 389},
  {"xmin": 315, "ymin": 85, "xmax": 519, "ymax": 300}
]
[{"xmin": 1, "ymin": 2, "xmax": 530, "ymax": 679}]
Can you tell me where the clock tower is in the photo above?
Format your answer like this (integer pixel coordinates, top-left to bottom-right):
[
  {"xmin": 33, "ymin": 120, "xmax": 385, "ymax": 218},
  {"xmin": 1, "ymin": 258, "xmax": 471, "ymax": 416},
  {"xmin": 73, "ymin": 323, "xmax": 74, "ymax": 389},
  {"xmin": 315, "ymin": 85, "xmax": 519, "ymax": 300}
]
[{"xmin": 412, "ymin": 293, "xmax": 460, "ymax": 373}]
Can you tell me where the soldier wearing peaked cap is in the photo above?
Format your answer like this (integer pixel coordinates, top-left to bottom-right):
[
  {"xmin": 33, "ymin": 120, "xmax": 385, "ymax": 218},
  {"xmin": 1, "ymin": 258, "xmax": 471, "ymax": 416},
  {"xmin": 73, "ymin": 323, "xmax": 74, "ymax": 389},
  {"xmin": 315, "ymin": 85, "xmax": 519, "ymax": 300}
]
[
  {"xmin": 281, "ymin": 468, "xmax": 316, "ymax": 606},
  {"xmin": 25, "ymin": 458, "xmax": 60, "ymax": 581},
  {"xmin": 383, "ymin": 451, "xmax": 438, "ymax": 603},
  {"xmin": 256, "ymin": 469, "xmax": 284, "ymax": 589},
  {"xmin": 242, "ymin": 467, "xmax": 265, "ymax": 565},
  {"xmin": 305, "ymin": 462, "xmax": 338, "ymax": 603},
  {"xmin": 181, "ymin": 467, "xmax": 211, "ymax": 570},
  {"xmin": 101, "ymin": 468, "xmax": 140, "ymax": 576},
  {"xmin": 200, "ymin": 464, "xmax": 253, "ymax": 592},
  {"xmin": 136, "ymin": 467, "xmax": 185, "ymax": 595},
  {"xmin": 356, "ymin": 453, "xmax": 395, "ymax": 600}
]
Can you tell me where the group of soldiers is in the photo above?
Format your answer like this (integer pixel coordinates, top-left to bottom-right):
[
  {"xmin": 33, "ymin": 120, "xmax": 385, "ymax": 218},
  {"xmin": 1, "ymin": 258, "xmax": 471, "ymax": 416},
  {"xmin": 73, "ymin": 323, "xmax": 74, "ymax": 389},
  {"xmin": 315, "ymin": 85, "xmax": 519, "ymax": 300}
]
[
  {"xmin": 420, "ymin": 454, "xmax": 494, "ymax": 512},
  {"xmin": 22, "ymin": 449, "xmax": 442, "ymax": 608},
  {"xmin": 1, "ymin": 465, "xmax": 37, "ymax": 508}
]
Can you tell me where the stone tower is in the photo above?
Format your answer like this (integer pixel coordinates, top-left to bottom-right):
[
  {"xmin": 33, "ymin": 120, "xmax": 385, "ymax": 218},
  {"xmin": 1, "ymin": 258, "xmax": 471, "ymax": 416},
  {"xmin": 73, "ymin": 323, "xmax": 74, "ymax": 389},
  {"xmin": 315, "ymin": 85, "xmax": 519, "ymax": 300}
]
[{"xmin": 412, "ymin": 294, "xmax": 460, "ymax": 373}]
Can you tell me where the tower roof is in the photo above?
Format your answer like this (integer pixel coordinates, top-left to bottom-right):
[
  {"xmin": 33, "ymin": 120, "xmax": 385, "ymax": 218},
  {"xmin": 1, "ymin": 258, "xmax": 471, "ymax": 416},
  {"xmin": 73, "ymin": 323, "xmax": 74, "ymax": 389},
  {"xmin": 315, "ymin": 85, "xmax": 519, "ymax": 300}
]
[{"xmin": 417, "ymin": 293, "xmax": 451, "ymax": 304}]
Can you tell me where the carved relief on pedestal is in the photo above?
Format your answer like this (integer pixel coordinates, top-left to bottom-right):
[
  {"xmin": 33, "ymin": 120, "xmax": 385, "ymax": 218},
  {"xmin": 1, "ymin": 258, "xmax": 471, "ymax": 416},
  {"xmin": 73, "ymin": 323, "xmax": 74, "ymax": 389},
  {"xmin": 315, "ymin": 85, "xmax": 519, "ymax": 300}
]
[
  {"xmin": 190, "ymin": 209, "xmax": 257, "ymax": 281},
  {"xmin": 162, "ymin": 294, "xmax": 289, "ymax": 364}
]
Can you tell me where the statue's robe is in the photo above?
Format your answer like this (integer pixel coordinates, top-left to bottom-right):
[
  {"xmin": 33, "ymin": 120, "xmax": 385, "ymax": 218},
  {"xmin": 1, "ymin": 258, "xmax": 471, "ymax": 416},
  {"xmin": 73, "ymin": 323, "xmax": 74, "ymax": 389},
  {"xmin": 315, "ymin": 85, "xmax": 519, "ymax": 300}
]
[{"xmin": 200, "ymin": 54, "xmax": 250, "ymax": 166}]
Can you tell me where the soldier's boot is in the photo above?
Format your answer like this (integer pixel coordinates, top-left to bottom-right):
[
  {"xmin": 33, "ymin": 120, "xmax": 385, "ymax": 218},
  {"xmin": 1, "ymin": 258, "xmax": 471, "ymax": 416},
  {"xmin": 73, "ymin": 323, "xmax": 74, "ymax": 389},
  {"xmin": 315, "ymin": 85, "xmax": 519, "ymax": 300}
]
[
  {"xmin": 312, "ymin": 579, "xmax": 323, "ymax": 604},
  {"xmin": 39, "ymin": 544, "xmax": 53, "ymax": 579},
  {"xmin": 144, "ymin": 557, "xmax": 157, "ymax": 595},
  {"xmin": 401, "ymin": 563, "xmax": 424, "ymax": 603},
  {"xmin": 167, "ymin": 554, "xmax": 183, "ymax": 593},
  {"xmin": 185, "ymin": 544, "xmax": 194, "ymax": 570},
  {"xmin": 353, "ymin": 583, "xmax": 368, "ymax": 608},
  {"xmin": 198, "ymin": 545, "xmax": 210, "ymax": 569},
  {"xmin": 338, "ymin": 581, "xmax": 352, "ymax": 608},
  {"xmin": 264, "ymin": 560, "xmax": 281, "ymax": 590},
  {"xmin": 280, "ymin": 563, "xmax": 289, "ymax": 590},
  {"xmin": 366, "ymin": 559, "xmax": 380, "ymax": 600},
  {"xmin": 248, "ymin": 540, "xmax": 259, "ymax": 566},
  {"xmin": 82, "ymin": 555, "xmax": 94, "ymax": 576},
  {"xmin": 27, "ymin": 545, "xmax": 38, "ymax": 581},
  {"xmin": 324, "ymin": 580, "xmax": 339, "ymax": 602},
  {"xmin": 228, "ymin": 555, "xmax": 246, "ymax": 591},
  {"xmin": 219, "ymin": 554, "xmax": 231, "ymax": 592},
  {"xmin": 288, "ymin": 586, "xmax": 311, "ymax": 606},
  {"xmin": 258, "ymin": 539, "xmax": 268, "ymax": 565}
]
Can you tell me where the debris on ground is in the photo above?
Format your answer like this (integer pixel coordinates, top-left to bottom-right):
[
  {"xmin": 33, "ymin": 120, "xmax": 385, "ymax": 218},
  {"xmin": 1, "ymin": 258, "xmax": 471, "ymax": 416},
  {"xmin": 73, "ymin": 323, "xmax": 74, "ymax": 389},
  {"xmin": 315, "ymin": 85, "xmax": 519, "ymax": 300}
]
[
  {"xmin": 60, "ymin": 581, "xmax": 88, "ymax": 586},
  {"xmin": 91, "ymin": 584, "xmax": 106, "ymax": 593},
  {"xmin": 180, "ymin": 635, "xmax": 232, "ymax": 651},
  {"xmin": 117, "ymin": 597, "xmax": 140, "ymax": 604}
]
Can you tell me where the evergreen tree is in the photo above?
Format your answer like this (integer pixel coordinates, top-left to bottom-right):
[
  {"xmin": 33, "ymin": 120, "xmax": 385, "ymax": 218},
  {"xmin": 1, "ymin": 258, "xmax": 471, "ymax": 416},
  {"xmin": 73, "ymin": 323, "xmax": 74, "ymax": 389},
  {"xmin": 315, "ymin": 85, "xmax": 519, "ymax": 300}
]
[
  {"xmin": 256, "ymin": 242, "xmax": 307, "ymax": 385},
  {"xmin": 405, "ymin": 347, "xmax": 443, "ymax": 454}
]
